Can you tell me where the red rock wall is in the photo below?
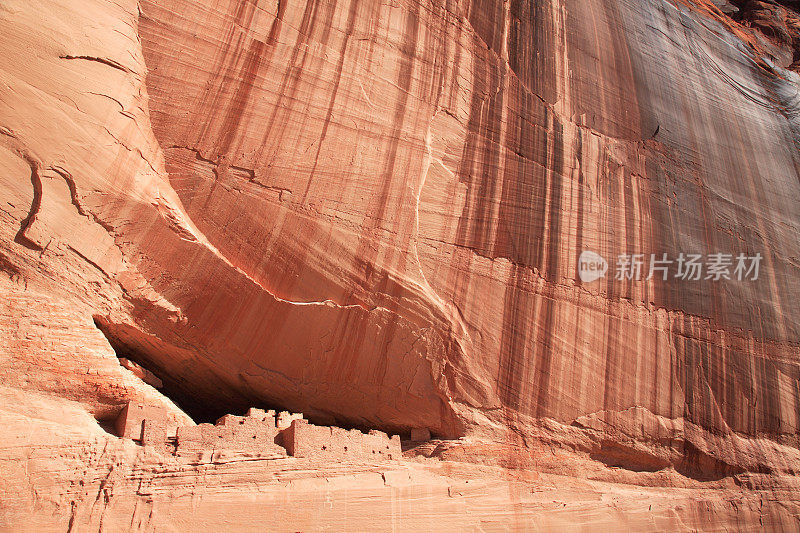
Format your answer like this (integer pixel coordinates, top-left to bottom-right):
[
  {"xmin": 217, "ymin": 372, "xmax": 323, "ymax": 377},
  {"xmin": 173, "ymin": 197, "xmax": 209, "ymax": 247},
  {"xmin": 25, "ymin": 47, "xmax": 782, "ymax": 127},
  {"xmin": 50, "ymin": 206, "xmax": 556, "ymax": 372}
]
[
  {"xmin": 126, "ymin": 0, "xmax": 800, "ymax": 455},
  {"xmin": 0, "ymin": 0, "xmax": 798, "ymax": 477},
  {"xmin": 2, "ymin": 0, "xmax": 800, "ymax": 528}
]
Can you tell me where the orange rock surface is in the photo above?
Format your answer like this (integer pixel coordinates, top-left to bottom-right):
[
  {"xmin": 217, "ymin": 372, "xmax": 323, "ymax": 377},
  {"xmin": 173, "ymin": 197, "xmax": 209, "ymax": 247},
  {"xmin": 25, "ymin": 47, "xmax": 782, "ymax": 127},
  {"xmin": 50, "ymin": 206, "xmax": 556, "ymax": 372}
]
[{"xmin": 0, "ymin": 0, "xmax": 799, "ymax": 529}]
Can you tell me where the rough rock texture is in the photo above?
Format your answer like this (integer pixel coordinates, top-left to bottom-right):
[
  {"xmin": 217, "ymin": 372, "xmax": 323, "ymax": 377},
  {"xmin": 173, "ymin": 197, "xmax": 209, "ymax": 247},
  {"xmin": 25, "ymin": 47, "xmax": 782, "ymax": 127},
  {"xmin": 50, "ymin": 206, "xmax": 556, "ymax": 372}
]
[
  {"xmin": 734, "ymin": 0, "xmax": 800, "ymax": 69},
  {"xmin": 133, "ymin": 0, "xmax": 800, "ymax": 452},
  {"xmin": 1, "ymin": 0, "xmax": 800, "ymax": 529}
]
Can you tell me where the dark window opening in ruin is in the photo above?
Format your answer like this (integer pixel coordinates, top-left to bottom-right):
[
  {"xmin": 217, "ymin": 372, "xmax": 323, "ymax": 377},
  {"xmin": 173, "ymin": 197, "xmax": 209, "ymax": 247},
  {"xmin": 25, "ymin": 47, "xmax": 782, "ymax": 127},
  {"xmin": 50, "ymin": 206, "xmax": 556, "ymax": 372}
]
[
  {"xmin": 92, "ymin": 414, "xmax": 120, "ymax": 437},
  {"xmin": 99, "ymin": 421, "xmax": 117, "ymax": 435}
]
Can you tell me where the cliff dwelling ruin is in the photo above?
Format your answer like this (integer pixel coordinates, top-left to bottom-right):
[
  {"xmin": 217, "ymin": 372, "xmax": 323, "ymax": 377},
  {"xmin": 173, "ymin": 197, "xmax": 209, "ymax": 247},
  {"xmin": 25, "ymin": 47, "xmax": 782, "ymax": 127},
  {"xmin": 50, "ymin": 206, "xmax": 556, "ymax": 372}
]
[{"xmin": 115, "ymin": 401, "xmax": 404, "ymax": 461}]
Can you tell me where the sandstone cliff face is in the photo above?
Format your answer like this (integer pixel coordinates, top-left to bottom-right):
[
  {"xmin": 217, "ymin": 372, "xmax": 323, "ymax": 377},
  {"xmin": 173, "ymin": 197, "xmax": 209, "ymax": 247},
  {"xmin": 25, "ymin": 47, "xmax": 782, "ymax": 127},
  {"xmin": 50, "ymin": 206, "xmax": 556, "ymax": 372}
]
[
  {"xmin": 134, "ymin": 0, "xmax": 800, "ymax": 450},
  {"xmin": 1, "ymin": 0, "xmax": 800, "ymax": 529}
]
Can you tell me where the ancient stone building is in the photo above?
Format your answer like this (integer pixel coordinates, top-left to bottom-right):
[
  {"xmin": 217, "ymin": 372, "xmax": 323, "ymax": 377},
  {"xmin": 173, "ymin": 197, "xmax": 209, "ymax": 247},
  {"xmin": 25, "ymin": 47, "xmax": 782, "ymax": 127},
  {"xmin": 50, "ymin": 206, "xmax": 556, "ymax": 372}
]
[
  {"xmin": 276, "ymin": 411, "xmax": 304, "ymax": 430},
  {"xmin": 114, "ymin": 402, "xmax": 402, "ymax": 461},
  {"xmin": 282, "ymin": 419, "xmax": 402, "ymax": 461},
  {"xmin": 115, "ymin": 402, "xmax": 177, "ymax": 442},
  {"xmin": 175, "ymin": 407, "xmax": 287, "ymax": 456}
]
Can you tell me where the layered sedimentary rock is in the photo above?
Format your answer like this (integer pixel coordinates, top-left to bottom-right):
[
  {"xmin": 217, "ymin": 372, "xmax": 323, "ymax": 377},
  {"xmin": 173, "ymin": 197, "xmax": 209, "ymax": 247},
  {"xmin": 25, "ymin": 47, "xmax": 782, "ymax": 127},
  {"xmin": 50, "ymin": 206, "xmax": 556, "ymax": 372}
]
[
  {"xmin": 1, "ymin": 0, "xmax": 800, "ymax": 528},
  {"xmin": 131, "ymin": 0, "xmax": 800, "ymax": 450}
]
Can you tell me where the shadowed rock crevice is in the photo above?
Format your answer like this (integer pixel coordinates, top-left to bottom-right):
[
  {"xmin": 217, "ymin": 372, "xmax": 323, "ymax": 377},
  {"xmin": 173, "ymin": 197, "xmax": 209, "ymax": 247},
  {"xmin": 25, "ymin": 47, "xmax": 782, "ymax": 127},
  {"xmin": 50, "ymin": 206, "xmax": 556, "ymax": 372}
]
[
  {"xmin": 588, "ymin": 438, "xmax": 750, "ymax": 480},
  {"xmin": 589, "ymin": 440, "xmax": 672, "ymax": 473},
  {"xmin": 93, "ymin": 315, "xmax": 444, "ymax": 440},
  {"xmin": 93, "ymin": 315, "xmax": 253, "ymax": 424},
  {"xmin": 675, "ymin": 440, "xmax": 749, "ymax": 481}
]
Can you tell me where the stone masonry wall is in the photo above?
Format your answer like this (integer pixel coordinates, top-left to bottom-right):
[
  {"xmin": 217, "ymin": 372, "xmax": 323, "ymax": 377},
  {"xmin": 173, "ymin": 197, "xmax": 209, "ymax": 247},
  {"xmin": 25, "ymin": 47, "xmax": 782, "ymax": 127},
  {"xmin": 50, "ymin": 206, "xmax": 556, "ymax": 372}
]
[
  {"xmin": 116, "ymin": 402, "xmax": 403, "ymax": 461},
  {"xmin": 283, "ymin": 420, "xmax": 401, "ymax": 461},
  {"xmin": 175, "ymin": 408, "xmax": 286, "ymax": 456}
]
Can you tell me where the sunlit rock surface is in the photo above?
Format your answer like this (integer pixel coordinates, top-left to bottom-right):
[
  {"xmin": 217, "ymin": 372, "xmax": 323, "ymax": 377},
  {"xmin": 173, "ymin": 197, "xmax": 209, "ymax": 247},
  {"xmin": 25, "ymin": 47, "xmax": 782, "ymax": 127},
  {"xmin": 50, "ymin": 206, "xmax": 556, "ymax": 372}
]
[{"xmin": 0, "ymin": 0, "xmax": 799, "ymax": 529}]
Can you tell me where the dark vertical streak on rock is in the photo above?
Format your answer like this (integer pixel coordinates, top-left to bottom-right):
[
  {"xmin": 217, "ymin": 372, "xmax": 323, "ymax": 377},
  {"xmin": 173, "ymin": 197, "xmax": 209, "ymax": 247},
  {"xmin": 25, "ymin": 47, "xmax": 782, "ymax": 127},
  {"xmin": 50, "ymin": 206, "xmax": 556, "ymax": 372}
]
[
  {"xmin": 546, "ymin": 118, "xmax": 565, "ymax": 279},
  {"xmin": 472, "ymin": 82, "xmax": 504, "ymax": 252},
  {"xmin": 256, "ymin": 0, "xmax": 324, "ymax": 158},
  {"xmin": 533, "ymin": 294, "xmax": 557, "ymax": 418},
  {"xmin": 508, "ymin": 0, "xmax": 557, "ymax": 104},
  {"xmin": 468, "ymin": 0, "xmax": 505, "ymax": 53},
  {"xmin": 574, "ymin": 132, "xmax": 585, "ymax": 285},
  {"xmin": 14, "ymin": 159, "xmax": 43, "ymax": 251},
  {"xmin": 216, "ymin": 39, "xmax": 266, "ymax": 157},
  {"xmin": 266, "ymin": 0, "xmax": 287, "ymax": 46},
  {"xmin": 530, "ymin": 119, "xmax": 567, "ymax": 417},
  {"xmin": 367, "ymin": 1, "xmax": 419, "ymax": 227},
  {"xmin": 531, "ymin": 108, "xmax": 549, "ymax": 269},
  {"xmin": 497, "ymin": 266, "xmax": 528, "ymax": 411},
  {"xmin": 303, "ymin": 0, "xmax": 361, "ymax": 201},
  {"xmin": 602, "ymin": 309, "xmax": 621, "ymax": 412}
]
